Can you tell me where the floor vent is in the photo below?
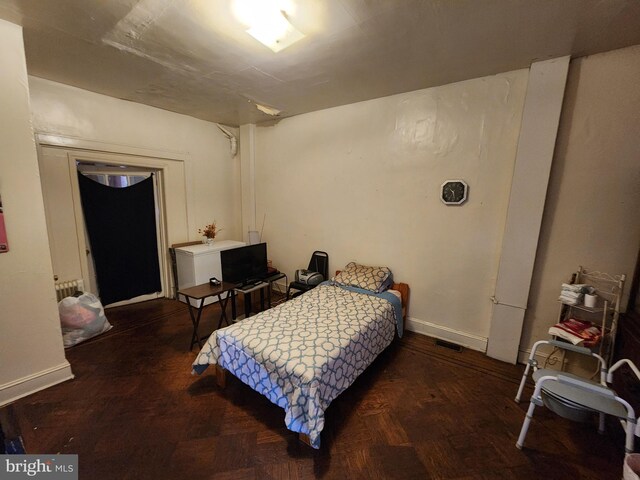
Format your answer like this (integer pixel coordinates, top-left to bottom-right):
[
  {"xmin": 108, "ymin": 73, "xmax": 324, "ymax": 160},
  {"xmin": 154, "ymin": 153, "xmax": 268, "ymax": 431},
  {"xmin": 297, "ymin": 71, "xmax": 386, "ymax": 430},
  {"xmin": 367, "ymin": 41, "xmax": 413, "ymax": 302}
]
[{"xmin": 435, "ymin": 339, "xmax": 463, "ymax": 352}]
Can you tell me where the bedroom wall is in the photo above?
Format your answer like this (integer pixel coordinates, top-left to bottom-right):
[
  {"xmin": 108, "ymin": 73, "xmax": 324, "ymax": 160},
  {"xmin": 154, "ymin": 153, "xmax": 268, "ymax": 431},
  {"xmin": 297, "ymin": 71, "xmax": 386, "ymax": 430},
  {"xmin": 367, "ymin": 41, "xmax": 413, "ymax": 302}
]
[
  {"xmin": 521, "ymin": 44, "xmax": 640, "ymax": 360},
  {"xmin": 27, "ymin": 77, "xmax": 242, "ymax": 245},
  {"xmin": 0, "ymin": 20, "xmax": 72, "ymax": 406},
  {"xmin": 254, "ymin": 71, "xmax": 529, "ymax": 346}
]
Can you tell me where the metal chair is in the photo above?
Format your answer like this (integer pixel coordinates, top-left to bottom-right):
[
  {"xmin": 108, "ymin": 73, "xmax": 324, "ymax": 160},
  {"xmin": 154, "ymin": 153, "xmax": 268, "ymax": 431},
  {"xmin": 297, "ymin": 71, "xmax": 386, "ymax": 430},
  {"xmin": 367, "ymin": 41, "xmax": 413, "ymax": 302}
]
[
  {"xmin": 515, "ymin": 340, "xmax": 640, "ymax": 454},
  {"xmin": 286, "ymin": 251, "xmax": 329, "ymax": 299}
]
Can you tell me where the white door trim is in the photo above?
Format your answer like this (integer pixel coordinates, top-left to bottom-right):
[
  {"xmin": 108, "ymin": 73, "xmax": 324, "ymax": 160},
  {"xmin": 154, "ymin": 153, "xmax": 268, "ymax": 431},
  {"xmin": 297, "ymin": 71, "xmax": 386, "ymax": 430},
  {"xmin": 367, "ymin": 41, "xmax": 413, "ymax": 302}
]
[
  {"xmin": 68, "ymin": 151, "xmax": 170, "ymax": 305},
  {"xmin": 36, "ymin": 133, "xmax": 190, "ymax": 304},
  {"xmin": 36, "ymin": 133, "xmax": 189, "ymax": 162}
]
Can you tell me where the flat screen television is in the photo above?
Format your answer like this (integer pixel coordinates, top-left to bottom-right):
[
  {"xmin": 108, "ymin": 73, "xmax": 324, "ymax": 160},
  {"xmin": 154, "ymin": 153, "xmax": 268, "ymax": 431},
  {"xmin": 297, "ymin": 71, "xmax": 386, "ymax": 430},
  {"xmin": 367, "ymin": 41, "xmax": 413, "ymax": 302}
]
[{"xmin": 221, "ymin": 243, "xmax": 268, "ymax": 287}]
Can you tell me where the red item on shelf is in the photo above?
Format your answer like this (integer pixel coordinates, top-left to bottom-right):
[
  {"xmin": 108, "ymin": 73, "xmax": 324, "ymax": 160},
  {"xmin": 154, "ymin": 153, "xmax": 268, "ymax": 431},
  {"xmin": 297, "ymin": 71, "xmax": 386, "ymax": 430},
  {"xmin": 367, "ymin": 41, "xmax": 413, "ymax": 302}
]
[{"xmin": 548, "ymin": 318, "xmax": 602, "ymax": 347}]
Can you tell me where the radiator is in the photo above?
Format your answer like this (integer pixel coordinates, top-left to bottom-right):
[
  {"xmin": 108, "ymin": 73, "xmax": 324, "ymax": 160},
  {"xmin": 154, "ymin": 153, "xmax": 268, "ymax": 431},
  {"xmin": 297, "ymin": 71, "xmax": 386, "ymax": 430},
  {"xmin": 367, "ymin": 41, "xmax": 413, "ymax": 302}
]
[{"xmin": 55, "ymin": 279, "xmax": 85, "ymax": 302}]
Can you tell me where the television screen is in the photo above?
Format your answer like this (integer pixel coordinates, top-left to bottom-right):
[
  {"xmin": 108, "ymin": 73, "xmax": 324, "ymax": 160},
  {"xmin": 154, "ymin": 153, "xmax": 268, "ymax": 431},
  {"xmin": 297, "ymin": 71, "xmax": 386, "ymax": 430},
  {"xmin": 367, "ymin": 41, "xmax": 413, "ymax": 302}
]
[{"xmin": 221, "ymin": 243, "xmax": 268, "ymax": 286}]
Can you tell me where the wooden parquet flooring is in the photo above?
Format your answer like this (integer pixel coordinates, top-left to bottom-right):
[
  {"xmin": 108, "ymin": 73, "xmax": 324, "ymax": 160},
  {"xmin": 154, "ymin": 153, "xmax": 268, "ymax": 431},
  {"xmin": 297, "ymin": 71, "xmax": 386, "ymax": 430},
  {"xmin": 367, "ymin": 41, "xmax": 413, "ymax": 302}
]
[{"xmin": 12, "ymin": 297, "xmax": 626, "ymax": 479}]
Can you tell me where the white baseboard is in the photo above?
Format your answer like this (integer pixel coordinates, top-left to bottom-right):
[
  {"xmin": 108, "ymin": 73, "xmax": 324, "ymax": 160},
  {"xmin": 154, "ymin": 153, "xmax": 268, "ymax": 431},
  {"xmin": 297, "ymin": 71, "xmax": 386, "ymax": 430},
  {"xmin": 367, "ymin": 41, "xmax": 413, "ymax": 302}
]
[
  {"xmin": 405, "ymin": 317, "xmax": 488, "ymax": 353},
  {"xmin": 517, "ymin": 345, "xmax": 569, "ymax": 366},
  {"xmin": 517, "ymin": 348, "xmax": 535, "ymax": 365},
  {"xmin": 516, "ymin": 345, "xmax": 590, "ymax": 372},
  {"xmin": 265, "ymin": 292, "xmax": 489, "ymax": 354},
  {"xmin": 0, "ymin": 362, "xmax": 74, "ymax": 407}
]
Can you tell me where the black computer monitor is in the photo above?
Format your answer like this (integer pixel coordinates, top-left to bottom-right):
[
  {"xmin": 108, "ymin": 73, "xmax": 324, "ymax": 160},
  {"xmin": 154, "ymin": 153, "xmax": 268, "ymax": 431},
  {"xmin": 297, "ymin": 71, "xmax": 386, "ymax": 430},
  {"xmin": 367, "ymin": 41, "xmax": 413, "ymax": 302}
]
[{"xmin": 220, "ymin": 243, "xmax": 268, "ymax": 286}]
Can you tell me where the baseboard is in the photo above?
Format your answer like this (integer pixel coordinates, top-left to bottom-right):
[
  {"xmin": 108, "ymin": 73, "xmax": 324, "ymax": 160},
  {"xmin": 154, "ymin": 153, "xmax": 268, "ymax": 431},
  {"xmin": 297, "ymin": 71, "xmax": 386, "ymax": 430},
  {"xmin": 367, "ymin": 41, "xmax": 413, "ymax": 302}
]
[
  {"xmin": 516, "ymin": 345, "xmax": 587, "ymax": 371},
  {"xmin": 0, "ymin": 362, "xmax": 74, "ymax": 407},
  {"xmin": 266, "ymin": 292, "xmax": 489, "ymax": 353},
  {"xmin": 517, "ymin": 348, "xmax": 535, "ymax": 365},
  {"xmin": 517, "ymin": 344, "xmax": 569, "ymax": 366},
  {"xmin": 405, "ymin": 317, "xmax": 488, "ymax": 353}
]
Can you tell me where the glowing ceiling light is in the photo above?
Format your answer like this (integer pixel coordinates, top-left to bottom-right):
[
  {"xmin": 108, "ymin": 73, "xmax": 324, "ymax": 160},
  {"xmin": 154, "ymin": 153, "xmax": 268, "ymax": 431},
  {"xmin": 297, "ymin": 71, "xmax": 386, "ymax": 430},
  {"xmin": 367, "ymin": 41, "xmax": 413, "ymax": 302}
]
[{"xmin": 232, "ymin": 0, "xmax": 304, "ymax": 52}]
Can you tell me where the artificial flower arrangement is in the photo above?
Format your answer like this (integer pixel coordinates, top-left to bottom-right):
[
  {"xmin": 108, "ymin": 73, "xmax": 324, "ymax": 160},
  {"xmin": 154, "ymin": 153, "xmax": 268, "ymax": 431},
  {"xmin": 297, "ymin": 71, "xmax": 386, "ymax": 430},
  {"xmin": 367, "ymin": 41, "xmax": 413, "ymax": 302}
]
[{"xmin": 199, "ymin": 221, "xmax": 221, "ymax": 240}]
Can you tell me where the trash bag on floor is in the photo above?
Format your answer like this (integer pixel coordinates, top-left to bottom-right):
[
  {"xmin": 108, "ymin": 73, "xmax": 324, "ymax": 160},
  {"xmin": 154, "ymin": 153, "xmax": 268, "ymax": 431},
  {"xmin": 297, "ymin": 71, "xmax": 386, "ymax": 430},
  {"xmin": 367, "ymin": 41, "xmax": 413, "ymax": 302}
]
[{"xmin": 58, "ymin": 293, "xmax": 112, "ymax": 347}]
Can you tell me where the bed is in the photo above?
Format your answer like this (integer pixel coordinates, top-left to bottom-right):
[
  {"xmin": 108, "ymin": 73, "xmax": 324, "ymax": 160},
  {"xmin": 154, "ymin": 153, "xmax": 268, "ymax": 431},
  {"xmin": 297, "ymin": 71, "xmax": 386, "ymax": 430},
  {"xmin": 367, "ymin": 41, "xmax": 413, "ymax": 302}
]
[{"xmin": 192, "ymin": 262, "xmax": 409, "ymax": 448}]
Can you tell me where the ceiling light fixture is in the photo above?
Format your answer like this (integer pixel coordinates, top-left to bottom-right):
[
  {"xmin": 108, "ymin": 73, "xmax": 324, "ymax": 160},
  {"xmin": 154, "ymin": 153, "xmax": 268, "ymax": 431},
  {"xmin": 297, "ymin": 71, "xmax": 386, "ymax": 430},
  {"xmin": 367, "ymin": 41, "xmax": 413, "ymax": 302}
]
[{"xmin": 232, "ymin": 0, "xmax": 304, "ymax": 52}]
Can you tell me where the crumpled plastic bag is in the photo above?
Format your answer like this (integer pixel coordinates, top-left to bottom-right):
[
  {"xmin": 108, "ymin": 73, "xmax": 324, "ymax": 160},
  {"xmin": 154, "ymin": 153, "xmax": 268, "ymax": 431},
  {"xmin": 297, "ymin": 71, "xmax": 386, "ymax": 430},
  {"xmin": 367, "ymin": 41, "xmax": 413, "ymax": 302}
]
[{"xmin": 58, "ymin": 293, "xmax": 112, "ymax": 347}]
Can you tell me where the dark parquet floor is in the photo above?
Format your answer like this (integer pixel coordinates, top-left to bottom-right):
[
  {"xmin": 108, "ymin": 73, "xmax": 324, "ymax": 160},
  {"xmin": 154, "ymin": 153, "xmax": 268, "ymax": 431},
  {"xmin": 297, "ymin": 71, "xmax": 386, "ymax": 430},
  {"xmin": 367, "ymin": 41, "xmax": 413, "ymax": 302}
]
[{"xmin": 12, "ymin": 296, "xmax": 626, "ymax": 479}]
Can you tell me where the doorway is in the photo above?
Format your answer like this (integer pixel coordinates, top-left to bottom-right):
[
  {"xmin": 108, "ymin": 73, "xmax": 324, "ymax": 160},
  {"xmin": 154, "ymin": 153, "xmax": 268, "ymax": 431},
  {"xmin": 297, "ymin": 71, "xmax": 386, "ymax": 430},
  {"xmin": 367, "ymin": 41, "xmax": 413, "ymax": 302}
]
[
  {"xmin": 77, "ymin": 163, "xmax": 164, "ymax": 306},
  {"xmin": 37, "ymin": 143, "xmax": 187, "ymax": 307}
]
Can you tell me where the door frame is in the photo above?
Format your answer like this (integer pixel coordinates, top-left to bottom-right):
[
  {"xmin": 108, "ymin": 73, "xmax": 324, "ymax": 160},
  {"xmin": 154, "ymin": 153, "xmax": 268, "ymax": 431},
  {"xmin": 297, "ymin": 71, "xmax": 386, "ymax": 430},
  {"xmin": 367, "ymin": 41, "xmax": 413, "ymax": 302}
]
[
  {"xmin": 76, "ymin": 164, "xmax": 165, "ymax": 300},
  {"xmin": 36, "ymin": 134, "xmax": 190, "ymax": 305},
  {"xmin": 71, "ymin": 156, "xmax": 168, "ymax": 305}
]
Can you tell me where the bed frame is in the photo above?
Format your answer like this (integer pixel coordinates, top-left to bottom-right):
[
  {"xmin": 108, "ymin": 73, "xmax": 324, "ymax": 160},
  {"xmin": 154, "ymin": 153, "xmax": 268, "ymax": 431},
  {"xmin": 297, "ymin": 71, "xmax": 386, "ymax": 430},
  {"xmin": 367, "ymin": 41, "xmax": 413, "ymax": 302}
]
[
  {"xmin": 214, "ymin": 276, "xmax": 410, "ymax": 447},
  {"xmin": 392, "ymin": 281, "xmax": 410, "ymax": 329}
]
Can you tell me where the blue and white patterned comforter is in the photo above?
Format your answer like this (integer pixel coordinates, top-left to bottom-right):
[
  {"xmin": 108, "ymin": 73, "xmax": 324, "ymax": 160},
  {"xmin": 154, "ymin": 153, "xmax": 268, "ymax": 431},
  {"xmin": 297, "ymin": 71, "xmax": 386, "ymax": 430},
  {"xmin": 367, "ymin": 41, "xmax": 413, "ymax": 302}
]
[{"xmin": 192, "ymin": 282, "xmax": 402, "ymax": 448}]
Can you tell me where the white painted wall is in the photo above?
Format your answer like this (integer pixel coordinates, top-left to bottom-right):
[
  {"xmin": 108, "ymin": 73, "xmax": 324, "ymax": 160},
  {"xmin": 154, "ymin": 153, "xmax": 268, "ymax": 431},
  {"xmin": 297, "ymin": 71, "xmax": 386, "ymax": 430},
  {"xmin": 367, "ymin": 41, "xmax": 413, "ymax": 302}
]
[
  {"xmin": 28, "ymin": 77, "xmax": 242, "ymax": 244},
  {"xmin": 522, "ymin": 45, "xmax": 640, "ymax": 361},
  {"xmin": 0, "ymin": 20, "xmax": 72, "ymax": 406},
  {"xmin": 254, "ymin": 71, "xmax": 529, "ymax": 347}
]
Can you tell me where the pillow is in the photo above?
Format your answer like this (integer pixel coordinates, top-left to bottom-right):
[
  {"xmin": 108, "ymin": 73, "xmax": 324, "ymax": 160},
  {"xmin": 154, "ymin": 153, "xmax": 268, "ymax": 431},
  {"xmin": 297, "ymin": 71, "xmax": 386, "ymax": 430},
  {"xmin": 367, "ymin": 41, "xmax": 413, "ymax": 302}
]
[{"xmin": 333, "ymin": 262, "xmax": 393, "ymax": 293}]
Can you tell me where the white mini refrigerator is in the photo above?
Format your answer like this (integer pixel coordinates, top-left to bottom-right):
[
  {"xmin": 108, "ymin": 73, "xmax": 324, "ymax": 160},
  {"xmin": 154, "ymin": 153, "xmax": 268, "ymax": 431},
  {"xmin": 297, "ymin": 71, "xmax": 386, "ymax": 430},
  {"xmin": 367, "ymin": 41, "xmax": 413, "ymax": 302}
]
[{"xmin": 175, "ymin": 240, "xmax": 245, "ymax": 305}]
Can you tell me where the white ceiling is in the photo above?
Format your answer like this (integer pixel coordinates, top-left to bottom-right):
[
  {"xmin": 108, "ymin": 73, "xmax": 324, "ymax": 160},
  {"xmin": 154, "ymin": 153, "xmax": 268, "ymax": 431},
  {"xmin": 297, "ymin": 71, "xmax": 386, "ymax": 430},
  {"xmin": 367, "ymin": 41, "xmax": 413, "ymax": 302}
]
[{"xmin": 1, "ymin": 0, "xmax": 640, "ymax": 127}]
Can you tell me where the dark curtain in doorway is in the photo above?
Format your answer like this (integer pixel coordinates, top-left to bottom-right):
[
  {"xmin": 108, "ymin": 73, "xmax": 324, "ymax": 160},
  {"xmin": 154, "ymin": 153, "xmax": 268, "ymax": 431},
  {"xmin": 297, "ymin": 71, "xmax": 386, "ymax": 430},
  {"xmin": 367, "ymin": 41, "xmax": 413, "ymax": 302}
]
[{"xmin": 78, "ymin": 173, "xmax": 161, "ymax": 305}]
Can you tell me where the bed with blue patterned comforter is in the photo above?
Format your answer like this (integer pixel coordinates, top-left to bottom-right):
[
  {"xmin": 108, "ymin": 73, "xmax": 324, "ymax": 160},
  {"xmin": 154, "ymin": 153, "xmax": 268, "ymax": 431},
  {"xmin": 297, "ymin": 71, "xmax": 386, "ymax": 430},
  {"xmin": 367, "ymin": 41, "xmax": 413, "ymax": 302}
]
[{"xmin": 192, "ymin": 282, "xmax": 403, "ymax": 448}]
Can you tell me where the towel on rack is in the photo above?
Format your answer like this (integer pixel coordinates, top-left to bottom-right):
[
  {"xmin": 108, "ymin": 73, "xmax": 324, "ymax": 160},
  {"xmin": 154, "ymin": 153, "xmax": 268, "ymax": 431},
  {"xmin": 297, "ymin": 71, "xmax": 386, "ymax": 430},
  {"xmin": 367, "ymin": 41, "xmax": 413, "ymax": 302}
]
[
  {"xmin": 558, "ymin": 283, "xmax": 596, "ymax": 305},
  {"xmin": 559, "ymin": 290, "xmax": 583, "ymax": 305},
  {"xmin": 561, "ymin": 283, "xmax": 590, "ymax": 293}
]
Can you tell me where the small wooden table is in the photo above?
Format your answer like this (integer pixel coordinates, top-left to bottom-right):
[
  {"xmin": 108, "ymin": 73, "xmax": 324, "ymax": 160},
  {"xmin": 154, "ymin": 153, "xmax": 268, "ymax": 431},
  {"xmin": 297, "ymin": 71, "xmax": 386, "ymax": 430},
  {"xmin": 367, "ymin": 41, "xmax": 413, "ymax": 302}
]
[{"xmin": 177, "ymin": 281, "xmax": 236, "ymax": 351}]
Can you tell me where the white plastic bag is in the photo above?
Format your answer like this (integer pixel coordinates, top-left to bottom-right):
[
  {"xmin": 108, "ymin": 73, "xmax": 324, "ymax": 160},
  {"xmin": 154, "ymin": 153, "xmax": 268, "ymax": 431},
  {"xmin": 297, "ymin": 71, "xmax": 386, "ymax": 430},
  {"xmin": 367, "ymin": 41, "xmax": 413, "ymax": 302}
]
[{"xmin": 58, "ymin": 293, "xmax": 112, "ymax": 347}]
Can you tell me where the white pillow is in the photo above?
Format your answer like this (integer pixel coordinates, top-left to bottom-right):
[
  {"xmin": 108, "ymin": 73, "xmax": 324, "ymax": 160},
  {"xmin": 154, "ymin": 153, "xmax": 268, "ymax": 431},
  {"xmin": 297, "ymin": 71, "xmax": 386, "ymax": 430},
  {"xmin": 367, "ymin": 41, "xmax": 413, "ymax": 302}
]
[{"xmin": 333, "ymin": 262, "xmax": 393, "ymax": 293}]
